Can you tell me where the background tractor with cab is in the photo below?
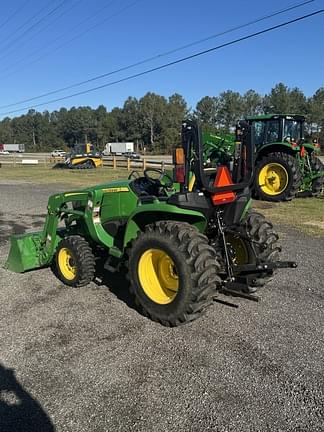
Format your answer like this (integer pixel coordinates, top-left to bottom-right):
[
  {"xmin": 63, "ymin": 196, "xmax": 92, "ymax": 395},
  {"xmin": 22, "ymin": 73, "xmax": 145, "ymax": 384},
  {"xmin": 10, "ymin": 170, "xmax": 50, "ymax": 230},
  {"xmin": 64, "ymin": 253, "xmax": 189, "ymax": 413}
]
[
  {"xmin": 5, "ymin": 120, "xmax": 296, "ymax": 326},
  {"xmin": 204, "ymin": 114, "xmax": 324, "ymax": 201}
]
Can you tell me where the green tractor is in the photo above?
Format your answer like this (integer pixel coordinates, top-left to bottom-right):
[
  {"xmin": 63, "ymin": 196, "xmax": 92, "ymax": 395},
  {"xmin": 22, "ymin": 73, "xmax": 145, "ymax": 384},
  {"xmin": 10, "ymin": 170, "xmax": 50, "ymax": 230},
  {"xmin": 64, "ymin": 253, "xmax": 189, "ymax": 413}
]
[
  {"xmin": 5, "ymin": 120, "xmax": 296, "ymax": 326},
  {"xmin": 204, "ymin": 114, "xmax": 324, "ymax": 201}
]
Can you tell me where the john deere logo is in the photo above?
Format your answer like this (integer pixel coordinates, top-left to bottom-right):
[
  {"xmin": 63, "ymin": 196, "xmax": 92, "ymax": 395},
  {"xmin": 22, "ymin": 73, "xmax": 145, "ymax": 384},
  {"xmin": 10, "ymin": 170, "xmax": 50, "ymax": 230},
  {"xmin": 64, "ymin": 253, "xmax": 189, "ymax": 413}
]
[{"xmin": 102, "ymin": 187, "xmax": 129, "ymax": 193}]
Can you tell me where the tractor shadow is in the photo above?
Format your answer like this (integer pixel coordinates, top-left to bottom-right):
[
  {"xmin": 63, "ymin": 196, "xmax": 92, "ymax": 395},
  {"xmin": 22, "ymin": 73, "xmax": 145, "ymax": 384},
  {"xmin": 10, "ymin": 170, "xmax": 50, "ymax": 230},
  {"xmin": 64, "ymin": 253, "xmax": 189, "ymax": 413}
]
[
  {"xmin": 96, "ymin": 269, "xmax": 240, "ymax": 315},
  {"xmin": 0, "ymin": 219, "xmax": 27, "ymax": 244},
  {"xmin": 0, "ymin": 211, "xmax": 44, "ymax": 244},
  {"xmin": 97, "ymin": 269, "xmax": 141, "ymax": 315},
  {"xmin": 0, "ymin": 363, "xmax": 55, "ymax": 432}
]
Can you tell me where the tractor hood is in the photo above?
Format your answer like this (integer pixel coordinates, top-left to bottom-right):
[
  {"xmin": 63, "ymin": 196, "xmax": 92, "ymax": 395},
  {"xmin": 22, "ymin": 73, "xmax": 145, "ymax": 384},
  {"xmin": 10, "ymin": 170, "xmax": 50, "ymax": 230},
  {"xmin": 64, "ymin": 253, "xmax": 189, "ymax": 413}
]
[{"xmin": 82, "ymin": 179, "xmax": 132, "ymax": 194}]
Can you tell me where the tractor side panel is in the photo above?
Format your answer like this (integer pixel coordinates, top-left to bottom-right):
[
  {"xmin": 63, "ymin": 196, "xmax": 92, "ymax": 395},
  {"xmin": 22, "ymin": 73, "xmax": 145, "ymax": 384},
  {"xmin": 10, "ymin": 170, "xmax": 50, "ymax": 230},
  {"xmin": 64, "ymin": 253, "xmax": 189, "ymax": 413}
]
[
  {"xmin": 100, "ymin": 187, "xmax": 138, "ymax": 223},
  {"xmin": 70, "ymin": 157, "xmax": 89, "ymax": 165},
  {"xmin": 101, "ymin": 191, "xmax": 121, "ymax": 221}
]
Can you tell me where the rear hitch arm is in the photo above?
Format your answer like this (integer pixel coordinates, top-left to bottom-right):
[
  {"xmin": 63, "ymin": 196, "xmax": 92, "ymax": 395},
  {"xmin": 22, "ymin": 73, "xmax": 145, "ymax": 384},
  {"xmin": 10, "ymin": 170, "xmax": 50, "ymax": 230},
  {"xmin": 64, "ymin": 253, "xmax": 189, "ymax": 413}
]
[{"xmin": 234, "ymin": 260, "xmax": 297, "ymax": 274}]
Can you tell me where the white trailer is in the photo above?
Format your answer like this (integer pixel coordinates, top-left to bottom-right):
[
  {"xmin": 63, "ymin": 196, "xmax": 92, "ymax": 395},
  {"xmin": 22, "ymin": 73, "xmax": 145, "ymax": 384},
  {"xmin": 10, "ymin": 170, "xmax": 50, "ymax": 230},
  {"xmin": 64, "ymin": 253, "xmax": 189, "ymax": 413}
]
[
  {"xmin": 0, "ymin": 143, "xmax": 25, "ymax": 153},
  {"xmin": 104, "ymin": 142, "xmax": 134, "ymax": 155}
]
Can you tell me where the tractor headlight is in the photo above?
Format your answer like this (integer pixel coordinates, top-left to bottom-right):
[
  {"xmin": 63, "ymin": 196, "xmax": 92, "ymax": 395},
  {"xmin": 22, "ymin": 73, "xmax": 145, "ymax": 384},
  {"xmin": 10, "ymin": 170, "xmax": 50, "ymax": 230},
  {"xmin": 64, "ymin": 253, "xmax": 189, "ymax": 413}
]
[{"xmin": 92, "ymin": 207, "xmax": 101, "ymax": 224}]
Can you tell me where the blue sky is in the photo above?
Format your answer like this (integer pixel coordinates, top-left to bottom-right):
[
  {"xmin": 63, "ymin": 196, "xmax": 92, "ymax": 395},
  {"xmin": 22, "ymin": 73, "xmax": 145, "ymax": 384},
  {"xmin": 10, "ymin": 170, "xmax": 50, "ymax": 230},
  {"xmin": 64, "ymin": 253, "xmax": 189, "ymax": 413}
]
[{"xmin": 0, "ymin": 0, "xmax": 323, "ymax": 118}]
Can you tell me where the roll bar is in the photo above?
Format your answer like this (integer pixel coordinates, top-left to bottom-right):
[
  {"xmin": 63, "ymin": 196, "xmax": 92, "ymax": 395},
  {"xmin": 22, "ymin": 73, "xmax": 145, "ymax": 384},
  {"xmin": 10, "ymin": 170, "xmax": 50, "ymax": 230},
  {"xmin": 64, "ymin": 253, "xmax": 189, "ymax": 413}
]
[{"xmin": 180, "ymin": 120, "xmax": 255, "ymax": 194}]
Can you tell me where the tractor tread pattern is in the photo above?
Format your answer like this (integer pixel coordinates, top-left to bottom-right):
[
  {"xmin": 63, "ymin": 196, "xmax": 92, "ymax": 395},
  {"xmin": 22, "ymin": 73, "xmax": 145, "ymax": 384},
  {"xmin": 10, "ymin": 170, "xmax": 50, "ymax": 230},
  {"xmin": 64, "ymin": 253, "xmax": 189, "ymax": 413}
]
[
  {"xmin": 255, "ymin": 152, "xmax": 302, "ymax": 201},
  {"xmin": 244, "ymin": 211, "xmax": 281, "ymax": 287},
  {"xmin": 55, "ymin": 235, "xmax": 95, "ymax": 287},
  {"xmin": 310, "ymin": 155, "xmax": 324, "ymax": 197},
  {"xmin": 127, "ymin": 221, "xmax": 222, "ymax": 326}
]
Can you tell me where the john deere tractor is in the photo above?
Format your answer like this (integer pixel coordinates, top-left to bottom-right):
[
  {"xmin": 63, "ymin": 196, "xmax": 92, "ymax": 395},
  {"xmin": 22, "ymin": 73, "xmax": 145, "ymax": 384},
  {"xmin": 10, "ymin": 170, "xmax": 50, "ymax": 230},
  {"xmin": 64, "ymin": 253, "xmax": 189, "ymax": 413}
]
[
  {"xmin": 5, "ymin": 120, "xmax": 296, "ymax": 326},
  {"xmin": 204, "ymin": 114, "xmax": 324, "ymax": 201}
]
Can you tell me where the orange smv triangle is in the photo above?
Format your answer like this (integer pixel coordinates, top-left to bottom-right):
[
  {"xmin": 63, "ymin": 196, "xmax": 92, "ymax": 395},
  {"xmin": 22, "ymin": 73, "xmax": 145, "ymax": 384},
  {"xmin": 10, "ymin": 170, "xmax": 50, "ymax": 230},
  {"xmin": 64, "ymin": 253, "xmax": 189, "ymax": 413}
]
[{"xmin": 211, "ymin": 166, "xmax": 236, "ymax": 205}]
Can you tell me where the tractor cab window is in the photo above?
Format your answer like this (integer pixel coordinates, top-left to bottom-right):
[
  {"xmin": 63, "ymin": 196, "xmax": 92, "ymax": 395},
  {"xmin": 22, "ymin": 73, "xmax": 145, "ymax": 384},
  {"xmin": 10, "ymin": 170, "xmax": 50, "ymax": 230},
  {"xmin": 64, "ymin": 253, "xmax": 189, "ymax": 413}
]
[
  {"xmin": 265, "ymin": 120, "xmax": 280, "ymax": 143},
  {"xmin": 283, "ymin": 120, "xmax": 301, "ymax": 143},
  {"xmin": 253, "ymin": 121, "xmax": 266, "ymax": 146}
]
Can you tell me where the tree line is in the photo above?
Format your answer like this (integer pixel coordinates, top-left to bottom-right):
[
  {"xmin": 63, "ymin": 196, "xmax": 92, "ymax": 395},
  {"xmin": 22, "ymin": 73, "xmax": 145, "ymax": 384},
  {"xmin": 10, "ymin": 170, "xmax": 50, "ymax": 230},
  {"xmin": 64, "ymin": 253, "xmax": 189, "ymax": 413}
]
[{"xmin": 0, "ymin": 82, "xmax": 323, "ymax": 153}]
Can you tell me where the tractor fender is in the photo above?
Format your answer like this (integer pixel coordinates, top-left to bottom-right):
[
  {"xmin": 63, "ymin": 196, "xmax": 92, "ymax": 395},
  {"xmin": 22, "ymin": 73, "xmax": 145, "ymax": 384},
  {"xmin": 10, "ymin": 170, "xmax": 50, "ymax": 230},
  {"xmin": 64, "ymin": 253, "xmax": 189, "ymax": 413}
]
[
  {"xmin": 123, "ymin": 202, "xmax": 207, "ymax": 249},
  {"xmin": 303, "ymin": 142, "xmax": 317, "ymax": 154},
  {"xmin": 256, "ymin": 142, "xmax": 298, "ymax": 160}
]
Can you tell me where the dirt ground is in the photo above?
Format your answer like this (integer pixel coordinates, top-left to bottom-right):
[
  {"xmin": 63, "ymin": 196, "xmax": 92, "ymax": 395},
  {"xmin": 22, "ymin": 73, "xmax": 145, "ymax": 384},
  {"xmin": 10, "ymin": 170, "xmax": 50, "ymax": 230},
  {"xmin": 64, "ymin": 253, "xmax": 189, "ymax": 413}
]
[{"xmin": 0, "ymin": 181, "xmax": 323, "ymax": 432}]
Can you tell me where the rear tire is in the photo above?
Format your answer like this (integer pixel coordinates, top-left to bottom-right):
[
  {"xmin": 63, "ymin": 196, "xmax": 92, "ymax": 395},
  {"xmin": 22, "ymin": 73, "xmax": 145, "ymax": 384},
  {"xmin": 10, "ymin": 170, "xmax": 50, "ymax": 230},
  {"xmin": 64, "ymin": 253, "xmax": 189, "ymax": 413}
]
[
  {"xmin": 127, "ymin": 221, "xmax": 221, "ymax": 326},
  {"xmin": 254, "ymin": 152, "xmax": 301, "ymax": 201},
  {"xmin": 54, "ymin": 235, "xmax": 95, "ymax": 287},
  {"xmin": 310, "ymin": 155, "xmax": 324, "ymax": 197},
  {"xmin": 226, "ymin": 211, "xmax": 281, "ymax": 288}
]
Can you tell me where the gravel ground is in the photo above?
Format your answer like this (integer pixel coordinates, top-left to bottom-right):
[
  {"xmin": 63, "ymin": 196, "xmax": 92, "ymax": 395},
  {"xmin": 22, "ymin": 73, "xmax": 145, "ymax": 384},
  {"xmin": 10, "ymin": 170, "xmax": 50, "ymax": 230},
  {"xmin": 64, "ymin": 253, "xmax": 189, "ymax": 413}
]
[{"xmin": 0, "ymin": 181, "xmax": 323, "ymax": 432}]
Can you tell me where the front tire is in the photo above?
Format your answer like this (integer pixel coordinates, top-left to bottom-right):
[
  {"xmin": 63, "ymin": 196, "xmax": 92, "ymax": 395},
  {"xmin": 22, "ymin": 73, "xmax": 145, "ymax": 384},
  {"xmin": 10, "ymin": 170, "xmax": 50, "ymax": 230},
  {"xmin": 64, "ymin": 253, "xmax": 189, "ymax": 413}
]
[
  {"xmin": 127, "ymin": 221, "xmax": 221, "ymax": 326},
  {"xmin": 254, "ymin": 152, "xmax": 301, "ymax": 201},
  {"xmin": 54, "ymin": 235, "xmax": 95, "ymax": 287}
]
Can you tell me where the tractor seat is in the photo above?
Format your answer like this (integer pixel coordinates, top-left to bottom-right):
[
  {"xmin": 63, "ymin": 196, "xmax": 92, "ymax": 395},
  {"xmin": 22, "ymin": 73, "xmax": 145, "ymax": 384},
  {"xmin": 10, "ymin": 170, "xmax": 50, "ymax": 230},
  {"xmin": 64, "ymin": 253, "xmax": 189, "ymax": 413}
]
[{"xmin": 131, "ymin": 177, "xmax": 168, "ymax": 199}]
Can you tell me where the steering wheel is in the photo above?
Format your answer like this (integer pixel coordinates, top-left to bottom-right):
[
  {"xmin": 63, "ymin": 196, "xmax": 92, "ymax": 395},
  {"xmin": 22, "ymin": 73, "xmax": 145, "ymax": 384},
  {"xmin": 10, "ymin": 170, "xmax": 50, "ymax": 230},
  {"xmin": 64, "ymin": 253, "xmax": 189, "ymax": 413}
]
[
  {"xmin": 144, "ymin": 168, "xmax": 173, "ymax": 188},
  {"xmin": 128, "ymin": 170, "xmax": 141, "ymax": 180}
]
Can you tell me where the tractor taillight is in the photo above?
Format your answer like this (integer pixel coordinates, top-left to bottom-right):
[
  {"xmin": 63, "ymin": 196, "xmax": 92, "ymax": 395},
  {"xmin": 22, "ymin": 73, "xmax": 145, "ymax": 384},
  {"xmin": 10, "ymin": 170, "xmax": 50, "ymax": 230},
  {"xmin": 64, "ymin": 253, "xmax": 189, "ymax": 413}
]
[
  {"xmin": 174, "ymin": 165, "xmax": 185, "ymax": 183},
  {"xmin": 175, "ymin": 148, "xmax": 185, "ymax": 164},
  {"xmin": 173, "ymin": 147, "xmax": 185, "ymax": 183},
  {"xmin": 211, "ymin": 166, "xmax": 236, "ymax": 205},
  {"xmin": 300, "ymin": 145, "xmax": 306, "ymax": 157}
]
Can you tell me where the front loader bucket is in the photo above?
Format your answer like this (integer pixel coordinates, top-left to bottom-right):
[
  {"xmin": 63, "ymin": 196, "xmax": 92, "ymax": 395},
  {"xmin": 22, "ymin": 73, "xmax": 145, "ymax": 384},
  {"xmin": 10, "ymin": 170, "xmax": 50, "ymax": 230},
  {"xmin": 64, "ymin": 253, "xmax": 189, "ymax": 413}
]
[{"xmin": 5, "ymin": 232, "xmax": 45, "ymax": 273}]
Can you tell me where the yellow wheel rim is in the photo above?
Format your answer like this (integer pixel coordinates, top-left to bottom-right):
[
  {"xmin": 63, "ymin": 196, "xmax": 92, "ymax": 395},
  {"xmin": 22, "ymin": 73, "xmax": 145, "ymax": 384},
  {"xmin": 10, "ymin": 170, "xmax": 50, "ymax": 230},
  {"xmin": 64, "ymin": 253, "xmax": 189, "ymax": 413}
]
[
  {"xmin": 226, "ymin": 235, "xmax": 249, "ymax": 265},
  {"xmin": 58, "ymin": 248, "xmax": 77, "ymax": 280},
  {"xmin": 138, "ymin": 248, "xmax": 179, "ymax": 305},
  {"xmin": 258, "ymin": 163, "xmax": 289, "ymax": 196}
]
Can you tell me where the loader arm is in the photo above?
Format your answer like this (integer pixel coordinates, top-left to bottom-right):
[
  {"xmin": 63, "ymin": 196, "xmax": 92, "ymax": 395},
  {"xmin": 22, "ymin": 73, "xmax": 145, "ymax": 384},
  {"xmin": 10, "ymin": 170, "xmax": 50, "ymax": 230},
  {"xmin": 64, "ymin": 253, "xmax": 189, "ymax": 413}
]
[{"xmin": 5, "ymin": 188, "xmax": 121, "ymax": 272}]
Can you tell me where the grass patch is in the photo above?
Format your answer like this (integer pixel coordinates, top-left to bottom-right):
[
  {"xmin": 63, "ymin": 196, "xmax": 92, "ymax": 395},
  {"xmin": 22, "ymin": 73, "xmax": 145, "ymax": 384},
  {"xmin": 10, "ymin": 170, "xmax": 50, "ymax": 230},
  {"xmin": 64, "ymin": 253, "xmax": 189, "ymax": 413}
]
[
  {"xmin": 0, "ymin": 165, "xmax": 129, "ymax": 187},
  {"xmin": 1, "ymin": 165, "xmax": 323, "ymax": 236},
  {"xmin": 253, "ymin": 197, "xmax": 324, "ymax": 237}
]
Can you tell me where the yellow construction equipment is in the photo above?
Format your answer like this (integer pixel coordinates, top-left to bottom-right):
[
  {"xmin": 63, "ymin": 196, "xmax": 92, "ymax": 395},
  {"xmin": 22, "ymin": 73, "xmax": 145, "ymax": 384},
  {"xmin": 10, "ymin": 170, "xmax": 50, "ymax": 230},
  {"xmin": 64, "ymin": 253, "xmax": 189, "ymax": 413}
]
[{"xmin": 54, "ymin": 143, "xmax": 103, "ymax": 169}]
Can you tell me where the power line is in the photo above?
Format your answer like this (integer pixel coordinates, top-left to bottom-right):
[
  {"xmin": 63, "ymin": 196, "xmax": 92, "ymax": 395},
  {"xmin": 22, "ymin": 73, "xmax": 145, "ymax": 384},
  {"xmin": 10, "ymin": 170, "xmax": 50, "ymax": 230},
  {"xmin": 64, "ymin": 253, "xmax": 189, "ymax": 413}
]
[
  {"xmin": 0, "ymin": 0, "xmax": 113, "ymax": 65},
  {"xmin": 0, "ymin": 0, "xmax": 137, "ymax": 79},
  {"xmin": 0, "ymin": 0, "xmax": 137, "ymax": 78},
  {"xmin": 1, "ymin": 8, "xmax": 323, "ymax": 117},
  {"xmin": 0, "ymin": 0, "xmax": 315, "ymax": 110},
  {"xmin": 0, "ymin": 0, "xmax": 84, "ymax": 64},
  {"xmin": 0, "ymin": 1, "xmax": 55, "ymax": 47},
  {"xmin": 0, "ymin": 0, "xmax": 31, "ymax": 30},
  {"xmin": 0, "ymin": 0, "xmax": 67, "ymax": 56},
  {"xmin": 42, "ymin": 0, "xmax": 142, "ymax": 60},
  {"xmin": 157, "ymin": 0, "xmax": 316, "ymax": 58}
]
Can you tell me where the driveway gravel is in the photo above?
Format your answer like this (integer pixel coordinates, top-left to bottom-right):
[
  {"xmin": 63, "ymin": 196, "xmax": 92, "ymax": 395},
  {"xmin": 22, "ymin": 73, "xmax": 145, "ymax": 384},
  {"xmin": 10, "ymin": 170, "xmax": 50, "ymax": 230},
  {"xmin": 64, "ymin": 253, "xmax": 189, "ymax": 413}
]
[{"xmin": 0, "ymin": 181, "xmax": 323, "ymax": 432}]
